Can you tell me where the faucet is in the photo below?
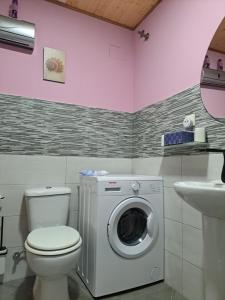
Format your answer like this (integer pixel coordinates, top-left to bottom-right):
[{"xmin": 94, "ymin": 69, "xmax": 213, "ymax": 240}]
[
  {"xmin": 201, "ymin": 149, "xmax": 225, "ymax": 183},
  {"xmin": 222, "ymin": 152, "xmax": 225, "ymax": 183}
]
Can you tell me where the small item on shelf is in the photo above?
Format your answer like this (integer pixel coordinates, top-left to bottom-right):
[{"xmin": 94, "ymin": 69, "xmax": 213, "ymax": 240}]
[
  {"xmin": 203, "ymin": 55, "xmax": 210, "ymax": 69},
  {"xmin": 217, "ymin": 59, "xmax": 223, "ymax": 71},
  {"xmin": 183, "ymin": 116, "xmax": 194, "ymax": 130},
  {"xmin": 194, "ymin": 127, "xmax": 206, "ymax": 143},
  {"xmin": 164, "ymin": 131, "xmax": 194, "ymax": 146},
  {"xmin": 9, "ymin": 0, "xmax": 18, "ymax": 19}
]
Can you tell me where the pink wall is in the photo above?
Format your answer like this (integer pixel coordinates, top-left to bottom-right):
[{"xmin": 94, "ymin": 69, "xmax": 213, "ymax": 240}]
[
  {"xmin": 134, "ymin": 0, "xmax": 225, "ymax": 111},
  {"xmin": 1, "ymin": 0, "xmax": 224, "ymax": 113},
  {"xmin": 0, "ymin": 0, "xmax": 134, "ymax": 112}
]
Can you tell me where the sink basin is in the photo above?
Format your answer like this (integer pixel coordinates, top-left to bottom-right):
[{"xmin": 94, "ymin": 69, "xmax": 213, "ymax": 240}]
[
  {"xmin": 174, "ymin": 181, "xmax": 225, "ymax": 219},
  {"xmin": 174, "ymin": 181, "xmax": 225, "ymax": 300}
]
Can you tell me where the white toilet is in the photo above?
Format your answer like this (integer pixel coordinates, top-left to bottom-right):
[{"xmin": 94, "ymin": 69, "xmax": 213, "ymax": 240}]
[{"xmin": 24, "ymin": 186, "xmax": 82, "ymax": 300}]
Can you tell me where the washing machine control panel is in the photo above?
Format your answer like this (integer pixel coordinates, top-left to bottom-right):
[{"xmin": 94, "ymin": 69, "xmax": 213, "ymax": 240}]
[
  {"xmin": 130, "ymin": 181, "xmax": 163, "ymax": 195},
  {"xmin": 97, "ymin": 179, "xmax": 163, "ymax": 196},
  {"xmin": 131, "ymin": 181, "xmax": 140, "ymax": 192}
]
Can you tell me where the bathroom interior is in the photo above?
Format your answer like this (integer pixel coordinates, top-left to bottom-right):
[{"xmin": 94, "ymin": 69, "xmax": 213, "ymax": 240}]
[{"xmin": 0, "ymin": 0, "xmax": 225, "ymax": 300}]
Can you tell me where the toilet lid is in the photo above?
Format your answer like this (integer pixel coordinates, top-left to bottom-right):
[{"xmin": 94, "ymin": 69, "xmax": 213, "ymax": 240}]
[{"xmin": 27, "ymin": 226, "xmax": 80, "ymax": 251}]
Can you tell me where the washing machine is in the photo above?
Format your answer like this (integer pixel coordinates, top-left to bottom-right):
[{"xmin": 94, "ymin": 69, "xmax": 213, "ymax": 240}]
[{"xmin": 77, "ymin": 175, "xmax": 164, "ymax": 297}]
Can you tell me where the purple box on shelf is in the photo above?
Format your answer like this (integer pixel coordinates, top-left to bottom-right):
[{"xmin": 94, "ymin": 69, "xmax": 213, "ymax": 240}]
[{"xmin": 164, "ymin": 131, "xmax": 194, "ymax": 146}]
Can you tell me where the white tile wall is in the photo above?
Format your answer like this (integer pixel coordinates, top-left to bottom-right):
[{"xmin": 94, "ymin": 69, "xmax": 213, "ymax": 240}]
[
  {"xmin": 182, "ymin": 201, "xmax": 202, "ymax": 229},
  {"xmin": 182, "ymin": 224, "xmax": 203, "ymax": 269},
  {"xmin": 0, "ymin": 152, "xmax": 219, "ymax": 300},
  {"xmin": 0, "ymin": 155, "xmax": 132, "ymax": 282},
  {"xmin": 0, "ymin": 185, "xmax": 27, "ymax": 217},
  {"xmin": 3, "ymin": 215, "xmax": 28, "ymax": 248},
  {"xmin": 66, "ymin": 157, "xmax": 132, "ymax": 183},
  {"xmin": 5, "ymin": 246, "xmax": 33, "ymax": 282},
  {"xmin": 182, "ymin": 153, "xmax": 223, "ymax": 182},
  {"xmin": 132, "ymin": 156, "xmax": 182, "ymax": 187},
  {"xmin": 164, "ymin": 188, "xmax": 182, "ymax": 222},
  {"xmin": 182, "ymin": 260, "xmax": 204, "ymax": 300},
  {"xmin": 165, "ymin": 251, "xmax": 182, "ymax": 294},
  {"xmin": 165, "ymin": 219, "xmax": 182, "ymax": 257},
  {"xmin": 0, "ymin": 155, "xmax": 67, "ymax": 185},
  {"xmin": 132, "ymin": 153, "xmax": 220, "ymax": 300}
]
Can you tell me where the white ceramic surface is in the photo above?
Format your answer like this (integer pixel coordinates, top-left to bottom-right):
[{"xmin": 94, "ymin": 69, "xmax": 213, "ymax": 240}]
[
  {"xmin": 26, "ymin": 248, "xmax": 81, "ymax": 300},
  {"xmin": 182, "ymin": 259, "xmax": 204, "ymax": 300},
  {"xmin": 174, "ymin": 180, "xmax": 225, "ymax": 300},
  {"xmin": 25, "ymin": 185, "xmax": 82, "ymax": 300},
  {"xmin": 25, "ymin": 188, "xmax": 71, "ymax": 231},
  {"xmin": 181, "ymin": 154, "xmax": 223, "ymax": 182},
  {"xmin": 203, "ymin": 216, "xmax": 225, "ymax": 300},
  {"xmin": 132, "ymin": 156, "xmax": 182, "ymax": 187},
  {"xmin": 164, "ymin": 187, "xmax": 182, "ymax": 222},
  {"xmin": 0, "ymin": 155, "xmax": 131, "ymax": 282},
  {"xmin": 165, "ymin": 251, "xmax": 182, "ymax": 294},
  {"xmin": 165, "ymin": 219, "xmax": 182, "ymax": 258},
  {"xmin": 174, "ymin": 181, "xmax": 225, "ymax": 219},
  {"xmin": 182, "ymin": 224, "xmax": 203, "ymax": 268},
  {"xmin": 182, "ymin": 201, "xmax": 202, "ymax": 229}
]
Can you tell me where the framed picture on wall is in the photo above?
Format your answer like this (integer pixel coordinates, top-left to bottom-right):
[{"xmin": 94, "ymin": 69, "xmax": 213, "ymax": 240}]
[{"xmin": 43, "ymin": 47, "xmax": 65, "ymax": 83}]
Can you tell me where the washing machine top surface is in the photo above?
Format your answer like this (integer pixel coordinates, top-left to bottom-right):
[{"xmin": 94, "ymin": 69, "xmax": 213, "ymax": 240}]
[
  {"xmin": 27, "ymin": 225, "xmax": 80, "ymax": 251},
  {"xmin": 85, "ymin": 175, "xmax": 162, "ymax": 181}
]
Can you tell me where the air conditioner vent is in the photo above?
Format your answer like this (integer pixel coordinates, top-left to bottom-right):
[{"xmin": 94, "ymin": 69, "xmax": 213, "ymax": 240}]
[{"xmin": 0, "ymin": 15, "xmax": 35, "ymax": 50}]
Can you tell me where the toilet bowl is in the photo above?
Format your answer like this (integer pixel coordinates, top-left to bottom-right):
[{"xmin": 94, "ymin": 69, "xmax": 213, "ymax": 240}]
[
  {"xmin": 24, "ymin": 186, "xmax": 82, "ymax": 300},
  {"xmin": 25, "ymin": 225, "xmax": 82, "ymax": 300}
]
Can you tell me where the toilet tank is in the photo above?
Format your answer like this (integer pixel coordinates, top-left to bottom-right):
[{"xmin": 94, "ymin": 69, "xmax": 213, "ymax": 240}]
[{"xmin": 25, "ymin": 186, "xmax": 71, "ymax": 231}]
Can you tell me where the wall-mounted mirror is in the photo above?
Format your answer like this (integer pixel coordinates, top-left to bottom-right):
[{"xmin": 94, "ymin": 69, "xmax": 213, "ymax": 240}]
[{"xmin": 200, "ymin": 17, "xmax": 225, "ymax": 122}]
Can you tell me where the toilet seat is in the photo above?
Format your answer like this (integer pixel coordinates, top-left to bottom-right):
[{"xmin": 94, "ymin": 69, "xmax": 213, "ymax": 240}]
[
  {"xmin": 25, "ymin": 239, "xmax": 82, "ymax": 256},
  {"xmin": 25, "ymin": 226, "xmax": 82, "ymax": 256}
]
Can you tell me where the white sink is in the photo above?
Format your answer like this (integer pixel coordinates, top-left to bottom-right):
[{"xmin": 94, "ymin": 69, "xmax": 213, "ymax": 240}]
[
  {"xmin": 174, "ymin": 181, "xmax": 225, "ymax": 300},
  {"xmin": 174, "ymin": 181, "xmax": 225, "ymax": 219}
]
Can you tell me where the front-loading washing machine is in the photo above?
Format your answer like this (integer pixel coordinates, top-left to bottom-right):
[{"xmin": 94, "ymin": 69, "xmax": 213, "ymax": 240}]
[{"xmin": 78, "ymin": 175, "xmax": 164, "ymax": 297}]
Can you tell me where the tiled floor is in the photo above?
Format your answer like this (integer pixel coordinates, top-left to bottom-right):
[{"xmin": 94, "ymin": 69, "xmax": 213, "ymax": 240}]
[{"xmin": 0, "ymin": 273, "xmax": 187, "ymax": 300}]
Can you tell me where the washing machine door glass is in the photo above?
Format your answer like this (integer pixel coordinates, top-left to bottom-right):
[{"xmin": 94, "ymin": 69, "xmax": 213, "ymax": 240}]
[
  {"xmin": 117, "ymin": 208, "xmax": 147, "ymax": 246},
  {"xmin": 108, "ymin": 197, "xmax": 159, "ymax": 259}
]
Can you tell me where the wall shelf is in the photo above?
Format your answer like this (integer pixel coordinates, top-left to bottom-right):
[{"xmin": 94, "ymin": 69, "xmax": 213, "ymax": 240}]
[
  {"xmin": 201, "ymin": 68, "xmax": 225, "ymax": 90},
  {"xmin": 162, "ymin": 142, "xmax": 209, "ymax": 156}
]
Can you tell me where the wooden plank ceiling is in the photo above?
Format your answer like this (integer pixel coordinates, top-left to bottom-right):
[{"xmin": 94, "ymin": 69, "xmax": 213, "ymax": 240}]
[
  {"xmin": 46, "ymin": 0, "xmax": 161, "ymax": 30},
  {"xmin": 209, "ymin": 17, "xmax": 225, "ymax": 54}
]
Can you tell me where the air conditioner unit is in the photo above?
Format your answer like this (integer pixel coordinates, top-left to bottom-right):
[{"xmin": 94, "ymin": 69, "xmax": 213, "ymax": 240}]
[
  {"xmin": 201, "ymin": 68, "xmax": 225, "ymax": 89},
  {"xmin": 0, "ymin": 15, "xmax": 35, "ymax": 50}
]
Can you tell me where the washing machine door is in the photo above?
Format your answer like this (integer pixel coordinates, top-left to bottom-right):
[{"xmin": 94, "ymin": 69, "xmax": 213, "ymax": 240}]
[{"xmin": 107, "ymin": 197, "xmax": 159, "ymax": 259}]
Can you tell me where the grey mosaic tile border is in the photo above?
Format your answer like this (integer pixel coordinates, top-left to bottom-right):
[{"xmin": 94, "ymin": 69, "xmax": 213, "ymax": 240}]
[
  {"xmin": 0, "ymin": 94, "xmax": 133, "ymax": 158},
  {"xmin": 1, "ymin": 85, "xmax": 225, "ymax": 158},
  {"xmin": 133, "ymin": 84, "xmax": 225, "ymax": 157}
]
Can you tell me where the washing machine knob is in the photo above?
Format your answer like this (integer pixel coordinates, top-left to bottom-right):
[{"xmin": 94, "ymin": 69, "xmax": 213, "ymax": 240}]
[{"xmin": 131, "ymin": 182, "xmax": 140, "ymax": 192}]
